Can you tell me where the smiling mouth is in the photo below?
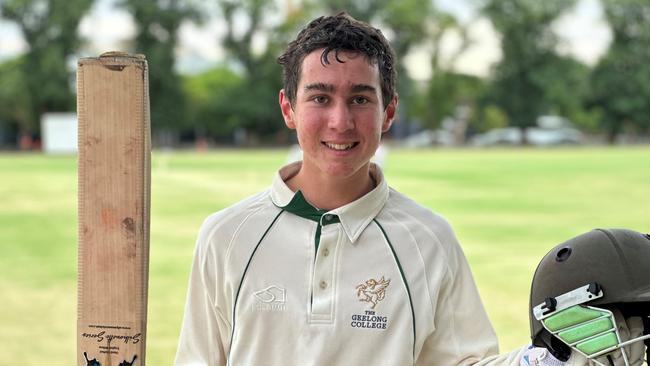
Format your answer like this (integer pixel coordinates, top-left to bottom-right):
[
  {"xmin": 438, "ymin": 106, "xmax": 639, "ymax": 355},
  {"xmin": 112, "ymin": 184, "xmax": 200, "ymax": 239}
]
[{"xmin": 323, "ymin": 142, "xmax": 359, "ymax": 151}]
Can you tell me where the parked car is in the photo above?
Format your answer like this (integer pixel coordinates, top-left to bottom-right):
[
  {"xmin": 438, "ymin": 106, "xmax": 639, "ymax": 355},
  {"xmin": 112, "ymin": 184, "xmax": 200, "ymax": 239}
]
[
  {"xmin": 401, "ymin": 129, "xmax": 454, "ymax": 147},
  {"xmin": 471, "ymin": 127, "xmax": 522, "ymax": 146},
  {"xmin": 527, "ymin": 126, "xmax": 584, "ymax": 145},
  {"xmin": 471, "ymin": 116, "xmax": 584, "ymax": 146}
]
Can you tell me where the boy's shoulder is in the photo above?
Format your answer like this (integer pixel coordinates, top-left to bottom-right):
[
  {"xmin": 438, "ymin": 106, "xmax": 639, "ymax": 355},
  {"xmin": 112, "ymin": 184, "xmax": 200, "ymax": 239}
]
[
  {"xmin": 196, "ymin": 189, "xmax": 279, "ymax": 248},
  {"xmin": 379, "ymin": 187, "xmax": 460, "ymax": 253},
  {"xmin": 383, "ymin": 188, "xmax": 453, "ymax": 231}
]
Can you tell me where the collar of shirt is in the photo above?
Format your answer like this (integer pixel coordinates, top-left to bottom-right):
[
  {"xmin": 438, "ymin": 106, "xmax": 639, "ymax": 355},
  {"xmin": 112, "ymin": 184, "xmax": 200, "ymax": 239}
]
[{"xmin": 270, "ymin": 161, "xmax": 389, "ymax": 243}]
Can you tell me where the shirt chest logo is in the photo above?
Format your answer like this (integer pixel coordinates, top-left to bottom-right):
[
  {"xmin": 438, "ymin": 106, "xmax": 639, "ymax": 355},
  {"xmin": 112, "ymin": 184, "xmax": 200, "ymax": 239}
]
[
  {"xmin": 252, "ymin": 285, "xmax": 286, "ymax": 312},
  {"xmin": 351, "ymin": 276, "xmax": 391, "ymax": 330},
  {"xmin": 355, "ymin": 276, "xmax": 390, "ymax": 309}
]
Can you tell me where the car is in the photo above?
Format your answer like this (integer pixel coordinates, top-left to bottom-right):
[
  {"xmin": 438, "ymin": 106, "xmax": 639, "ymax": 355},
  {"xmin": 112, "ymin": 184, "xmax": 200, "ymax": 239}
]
[
  {"xmin": 471, "ymin": 116, "xmax": 584, "ymax": 146},
  {"xmin": 471, "ymin": 127, "xmax": 522, "ymax": 146},
  {"xmin": 527, "ymin": 126, "xmax": 584, "ymax": 145}
]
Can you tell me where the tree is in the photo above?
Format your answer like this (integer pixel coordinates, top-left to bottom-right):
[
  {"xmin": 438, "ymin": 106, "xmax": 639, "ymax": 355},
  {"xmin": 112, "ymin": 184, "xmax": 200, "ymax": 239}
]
[
  {"xmin": 218, "ymin": 0, "xmax": 277, "ymax": 78},
  {"xmin": 183, "ymin": 66, "xmax": 243, "ymax": 142},
  {"xmin": 0, "ymin": 57, "xmax": 30, "ymax": 145},
  {"xmin": 589, "ymin": 0, "xmax": 650, "ymax": 143},
  {"xmin": 380, "ymin": 0, "xmax": 434, "ymax": 136},
  {"xmin": 212, "ymin": 0, "xmax": 312, "ymax": 144},
  {"xmin": 0, "ymin": 0, "xmax": 93, "ymax": 141},
  {"xmin": 424, "ymin": 11, "xmax": 475, "ymax": 131},
  {"xmin": 426, "ymin": 71, "xmax": 486, "ymax": 130},
  {"xmin": 532, "ymin": 54, "xmax": 594, "ymax": 129},
  {"xmin": 118, "ymin": 0, "xmax": 202, "ymax": 145},
  {"xmin": 480, "ymin": 0, "xmax": 578, "ymax": 142}
]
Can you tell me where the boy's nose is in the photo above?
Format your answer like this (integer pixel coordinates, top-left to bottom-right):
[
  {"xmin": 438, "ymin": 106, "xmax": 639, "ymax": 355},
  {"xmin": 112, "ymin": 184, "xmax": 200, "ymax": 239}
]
[{"xmin": 327, "ymin": 102, "xmax": 354, "ymax": 132}]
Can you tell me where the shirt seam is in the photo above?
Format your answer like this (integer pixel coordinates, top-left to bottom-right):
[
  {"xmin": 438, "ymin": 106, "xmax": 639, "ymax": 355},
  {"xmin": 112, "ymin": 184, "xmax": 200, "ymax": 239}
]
[
  {"xmin": 222, "ymin": 192, "xmax": 273, "ymax": 265},
  {"xmin": 373, "ymin": 219, "xmax": 417, "ymax": 362},
  {"xmin": 228, "ymin": 209, "xmax": 285, "ymax": 363},
  {"xmin": 201, "ymin": 192, "xmax": 275, "ymax": 332},
  {"xmin": 381, "ymin": 208, "xmax": 436, "ymax": 329},
  {"xmin": 382, "ymin": 199, "xmax": 453, "ymax": 314}
]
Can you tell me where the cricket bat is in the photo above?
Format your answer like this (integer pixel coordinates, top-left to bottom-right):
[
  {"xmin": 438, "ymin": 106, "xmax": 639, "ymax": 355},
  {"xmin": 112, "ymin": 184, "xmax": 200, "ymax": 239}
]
[{"xmin": 77, "ymin": 52, "xmax": 151, "ymax": 366}]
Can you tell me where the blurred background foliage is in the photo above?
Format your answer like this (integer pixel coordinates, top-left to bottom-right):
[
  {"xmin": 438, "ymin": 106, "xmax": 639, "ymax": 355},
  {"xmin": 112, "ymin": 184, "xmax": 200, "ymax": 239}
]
[{"xmin": 0, "ymin": 0, "xmax": 649, "ymax": 147}]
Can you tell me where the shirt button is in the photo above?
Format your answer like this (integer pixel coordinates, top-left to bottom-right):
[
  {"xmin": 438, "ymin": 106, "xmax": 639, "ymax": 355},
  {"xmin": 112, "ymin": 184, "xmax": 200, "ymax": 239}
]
[
  {"xmin": 319, "ymin": 281, "xmax": 328, "ymax": 290},
  {"xmin": 323, "ymin": 214, "xmax": 333, "ymax": 221},
  {"xmin": 322, "ymin": 248, "xmax": 330, "ymax": 257}
]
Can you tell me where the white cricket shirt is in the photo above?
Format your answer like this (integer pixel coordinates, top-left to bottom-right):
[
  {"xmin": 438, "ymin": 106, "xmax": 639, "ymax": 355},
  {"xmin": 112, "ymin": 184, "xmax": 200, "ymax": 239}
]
[{"xmin": 175, "ymin": 162, "xmax": 527, "ymax": 365}]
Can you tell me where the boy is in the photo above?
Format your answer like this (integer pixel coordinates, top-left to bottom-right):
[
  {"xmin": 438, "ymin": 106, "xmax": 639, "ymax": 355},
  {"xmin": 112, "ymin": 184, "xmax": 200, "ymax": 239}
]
[{"xmin": 174, "ymin": 12, "xmax": 638, "ymax": 366}]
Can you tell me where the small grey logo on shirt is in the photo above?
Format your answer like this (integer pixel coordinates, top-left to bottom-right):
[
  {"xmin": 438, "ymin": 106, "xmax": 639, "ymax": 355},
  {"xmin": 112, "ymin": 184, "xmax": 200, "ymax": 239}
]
[{"xmin": 253, "ymin": 285, "xmax": 286, "ymax": 312}]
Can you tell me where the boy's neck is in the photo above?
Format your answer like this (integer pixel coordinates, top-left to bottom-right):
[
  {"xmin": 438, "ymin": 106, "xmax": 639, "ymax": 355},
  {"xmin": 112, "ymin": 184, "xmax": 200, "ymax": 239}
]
[{"xmin": 285, "ymin": 164, "xmax": 376, "ymax": 211}]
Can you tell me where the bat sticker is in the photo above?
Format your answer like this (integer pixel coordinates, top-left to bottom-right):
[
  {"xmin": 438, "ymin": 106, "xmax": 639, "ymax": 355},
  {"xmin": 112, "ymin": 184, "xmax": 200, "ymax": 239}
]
[
  {"xmin": 84, "ymin": 352, "xmax": 101, "ymax": 366},
  {"xmin": 119, "ymin": 355, "xmax": 137, "ymax": 366}
]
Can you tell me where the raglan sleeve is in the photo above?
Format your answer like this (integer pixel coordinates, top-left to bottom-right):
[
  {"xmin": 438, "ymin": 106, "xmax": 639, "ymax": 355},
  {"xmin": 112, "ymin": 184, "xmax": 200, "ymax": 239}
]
[
  {"xmin": 415, "ymin": 219, "xmax": 501, "ymax": 365},
  {"xmin": 174, "ymin": 217, "xmax": 228, "ymax": 366}
]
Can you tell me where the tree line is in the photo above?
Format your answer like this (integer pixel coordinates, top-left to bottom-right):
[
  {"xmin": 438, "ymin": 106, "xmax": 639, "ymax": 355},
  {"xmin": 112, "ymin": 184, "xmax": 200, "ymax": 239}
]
[{"xmin": 0, "ymin": 0, "xmax": 648, "ymax": 148}]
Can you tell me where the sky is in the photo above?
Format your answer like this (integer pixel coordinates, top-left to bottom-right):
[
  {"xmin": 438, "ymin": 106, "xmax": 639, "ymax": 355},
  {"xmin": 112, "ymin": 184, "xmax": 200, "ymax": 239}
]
[{"xmin": 0, "ymin": 0, "xmax": 612, "ymax": 80}]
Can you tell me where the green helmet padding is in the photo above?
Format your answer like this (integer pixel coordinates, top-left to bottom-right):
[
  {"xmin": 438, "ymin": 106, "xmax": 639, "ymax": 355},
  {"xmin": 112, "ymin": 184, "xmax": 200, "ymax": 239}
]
[
  {"xmin": 543, "ymin": 306, "xmax": 608, "ymax": 332},
  {"xmin": 542, "ymin": 305, "xmax": 621, "ymax": 357},
  {"xmin": 575, "ymin": 332, "xmax": 618, "ymax": 355},
  {"xmin": 557, "ymin": 317, "xmax": 614, "ymax": 344}
]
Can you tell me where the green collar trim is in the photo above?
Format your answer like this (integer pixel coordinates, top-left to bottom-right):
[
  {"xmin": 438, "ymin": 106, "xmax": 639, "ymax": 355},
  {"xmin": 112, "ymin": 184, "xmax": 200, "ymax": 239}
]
[{"xmin": 280, "ymin": 191, "xmax": 340, "ymax": 225}]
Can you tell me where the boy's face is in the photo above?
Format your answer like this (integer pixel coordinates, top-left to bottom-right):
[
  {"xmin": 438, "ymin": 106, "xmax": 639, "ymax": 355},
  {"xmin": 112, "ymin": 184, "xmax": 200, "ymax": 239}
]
[{"xmin": 279, "ymin": 49, "xmax": 397, "ymax": 182}]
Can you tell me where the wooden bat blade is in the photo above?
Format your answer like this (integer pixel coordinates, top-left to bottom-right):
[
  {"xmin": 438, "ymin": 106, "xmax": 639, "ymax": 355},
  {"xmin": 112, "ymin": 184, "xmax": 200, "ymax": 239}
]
[{"xmin": 77, "ymin": 52, "xmax": 151, "ymax": 366}]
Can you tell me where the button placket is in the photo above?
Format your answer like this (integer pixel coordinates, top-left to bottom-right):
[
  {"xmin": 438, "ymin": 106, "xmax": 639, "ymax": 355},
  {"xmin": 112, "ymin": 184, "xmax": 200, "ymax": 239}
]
[{"xmin": 310, "ymin": 224, "xmax": 340, "ymax": 321}]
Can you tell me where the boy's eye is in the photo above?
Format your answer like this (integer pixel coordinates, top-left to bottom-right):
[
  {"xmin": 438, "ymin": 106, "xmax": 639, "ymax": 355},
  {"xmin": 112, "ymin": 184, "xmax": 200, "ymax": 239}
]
[
  {"xmin": 352, "ymin": 96, "xmax": 369, "ymax": 105},
  {"xmin": 312, "ymin": 96, "xmax": 328, "ymax": 104}
]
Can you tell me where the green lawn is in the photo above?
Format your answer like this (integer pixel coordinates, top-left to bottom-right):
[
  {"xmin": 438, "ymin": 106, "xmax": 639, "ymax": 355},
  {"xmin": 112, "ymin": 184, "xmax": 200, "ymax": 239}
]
[{"xmin": 1, "ymin": 147, "xmax": 648, "ymax": 365}]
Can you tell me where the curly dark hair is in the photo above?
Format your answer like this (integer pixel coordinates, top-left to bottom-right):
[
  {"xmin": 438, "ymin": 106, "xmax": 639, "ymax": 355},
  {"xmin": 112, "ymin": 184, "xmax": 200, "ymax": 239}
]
[{"xmin": 277, "ymin": 12, "xmax": 396, "ymax": 109}]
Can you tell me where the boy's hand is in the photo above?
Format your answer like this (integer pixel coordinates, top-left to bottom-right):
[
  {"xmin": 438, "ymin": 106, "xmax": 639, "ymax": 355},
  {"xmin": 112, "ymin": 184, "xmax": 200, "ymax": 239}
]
[{"xmin": 520, "ymin": 346, "xmax": 566, "ymax": 366}]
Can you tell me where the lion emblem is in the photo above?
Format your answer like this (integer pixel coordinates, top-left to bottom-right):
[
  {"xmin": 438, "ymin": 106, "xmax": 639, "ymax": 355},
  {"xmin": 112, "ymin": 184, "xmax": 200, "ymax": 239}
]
[{"xmin": 355, "ymin": 276, "xmax": 390, "ymax": 309}]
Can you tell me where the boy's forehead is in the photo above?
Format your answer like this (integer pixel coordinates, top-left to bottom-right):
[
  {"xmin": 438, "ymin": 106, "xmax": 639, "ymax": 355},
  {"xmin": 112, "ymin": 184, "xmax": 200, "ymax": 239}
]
[{"xmin": 298, "ymin": 49, "xmax": 380, "ymax": 89}]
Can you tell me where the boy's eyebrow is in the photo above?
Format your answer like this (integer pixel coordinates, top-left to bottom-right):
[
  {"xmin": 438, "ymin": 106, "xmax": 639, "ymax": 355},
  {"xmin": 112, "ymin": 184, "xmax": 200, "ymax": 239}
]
[
  {"xmin": 303, "ymin": 83, "xmax": 377, "ymax": 93},
  {"xmin": 304, "ymin": 83, "xmax": 334, "ymax": 92},
  {"xmin": 351, "ymin": 84, "xmax": 377, "ymax": 93}
]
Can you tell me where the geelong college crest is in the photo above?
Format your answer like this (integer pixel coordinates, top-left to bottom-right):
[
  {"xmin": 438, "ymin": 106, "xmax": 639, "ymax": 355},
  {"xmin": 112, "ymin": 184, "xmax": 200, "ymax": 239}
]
[
  {"xmin": 355, "ymin": 276, "xmax": 390, "ymax": 309},
  {"xmin": 351, "ymin": 277, "xmax": 390, "ymax": 330}
]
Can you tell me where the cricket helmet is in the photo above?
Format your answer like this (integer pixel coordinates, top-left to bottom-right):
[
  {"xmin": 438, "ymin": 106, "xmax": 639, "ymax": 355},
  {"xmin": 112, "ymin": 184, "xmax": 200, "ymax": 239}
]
[{"xmin": 529, "ymin": 228, "xmax": 650, "ymax": 362}]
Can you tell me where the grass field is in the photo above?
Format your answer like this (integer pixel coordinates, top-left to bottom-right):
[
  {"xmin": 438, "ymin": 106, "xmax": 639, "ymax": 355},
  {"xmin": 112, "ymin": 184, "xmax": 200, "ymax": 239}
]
[{"xmin": 1, "ymin": 147, "xmax": 648, "ymax": 365}]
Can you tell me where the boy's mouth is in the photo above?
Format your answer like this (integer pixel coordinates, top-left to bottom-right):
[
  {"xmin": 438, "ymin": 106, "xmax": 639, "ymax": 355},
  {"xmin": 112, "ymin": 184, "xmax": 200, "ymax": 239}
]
[{"xmin": 323, "ymin": 142, "xmax": 359, "ymax": 151}]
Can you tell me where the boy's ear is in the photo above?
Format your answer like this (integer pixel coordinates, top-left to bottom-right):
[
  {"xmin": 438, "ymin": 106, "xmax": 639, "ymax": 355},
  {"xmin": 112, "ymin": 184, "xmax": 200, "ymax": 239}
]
[
  {"xmin": 382, "ymin": 95, "xmax": 398, "ymax": 133},
  {"xmin": 279, "ymin": 89, "xmax": 296, "ymax": 129}
]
